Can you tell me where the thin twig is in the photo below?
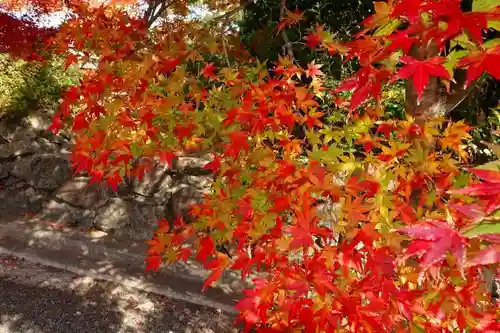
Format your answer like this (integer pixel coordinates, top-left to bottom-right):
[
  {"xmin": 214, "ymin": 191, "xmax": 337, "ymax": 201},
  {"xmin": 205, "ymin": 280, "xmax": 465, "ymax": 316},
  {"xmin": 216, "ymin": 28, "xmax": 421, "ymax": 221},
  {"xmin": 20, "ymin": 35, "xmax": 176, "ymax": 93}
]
[
  {"xmin": 221, "ymin": 35, "xmax": 231, "ymax": 68},
  {"xmin": 279, "ymin": 0, "xmax": 295, "ymax": 62},
  {"xmin": 443, "ymin": 80, "xmax": 479, "ymax": 115}
]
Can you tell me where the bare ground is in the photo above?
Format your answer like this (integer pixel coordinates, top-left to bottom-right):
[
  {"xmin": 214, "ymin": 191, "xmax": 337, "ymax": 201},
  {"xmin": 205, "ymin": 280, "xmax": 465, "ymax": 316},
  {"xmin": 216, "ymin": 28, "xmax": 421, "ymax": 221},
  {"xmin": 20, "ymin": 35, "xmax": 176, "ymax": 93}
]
[{"xmin": 0, "ymin": 254, "xmax": 237, "ymax": 333}]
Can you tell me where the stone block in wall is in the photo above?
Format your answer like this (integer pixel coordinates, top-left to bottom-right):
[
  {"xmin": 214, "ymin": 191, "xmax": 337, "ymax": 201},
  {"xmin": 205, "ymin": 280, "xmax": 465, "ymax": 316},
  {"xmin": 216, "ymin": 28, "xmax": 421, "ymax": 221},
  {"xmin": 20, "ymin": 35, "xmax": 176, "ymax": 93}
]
[
  {"xmin": 37, "ymin": 199, "xmax": 95, "ymax": 228},
  {"xmin": 94, "ymin": 198, "xmax": 163, "ymax": 241},
  {"xmin": 11, "ymin": 153, "xmax": 71, "ymax": 190},
  {"xmin": 0, "ymin": 139, "xmax": 41, "ymax": 159},
  {"xmin": 169, "ymin": 174, "xmax": 212, "ymax": 222},
  {"xmin": 131, "ymin": 162, "xmax": 172, "ymax": 204},
  {"xmin": 54, "ymin": 177, "xmax": 116, "ymax": 209},
  {"xmin": 0, "ymin": 181, "xmax": 45, "ymax": 216}
]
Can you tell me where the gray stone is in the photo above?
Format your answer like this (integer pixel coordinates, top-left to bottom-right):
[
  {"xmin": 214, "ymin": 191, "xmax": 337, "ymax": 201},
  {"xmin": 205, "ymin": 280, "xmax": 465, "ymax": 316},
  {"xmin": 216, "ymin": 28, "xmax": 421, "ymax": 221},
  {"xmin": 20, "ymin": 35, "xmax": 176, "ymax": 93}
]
[
  {"xmin": 0, "ymin": 181, "xmax": 45, "ymax": 216},
  {"xmin": 315, "ymin": 200, "xmax": 342, "ymax": 234},
  {"xmin": 0, "ymin": 174, "xmax": 22, "ymax": 187},
  {"xmin": 34, "ymin": 136, "xmax": 66, "ymax": 153},
  {"xmin": 0, "ymin": 164, "xmax": 8, "ymax": 180},
  {"xmin": 0, "ymin": 140, "xmax": 40, "ymax": 159},
  {"xmin": 94, "ymin": 198, "xmax": 129, "ymax": 232},
  {"xmin": 21, "ymin": 113, "xmax": 54, "ymax": 132},
  {"xmin": 38, "ymin": 199, "xmax": 95, "ymax": 228},
  {"xmin": 132, "ymin": 163, "xmax": 172, "ymax": 203},
  {"xmin": 169, "ymin": 175, "xmax": 212, "ymax": 222},
  {"xmin": 0, "ymin": 120, "xmax": 30, "ymax": 141},
  {"xmin": 54, "ymin": 177, "xmax": 115, "ymax": 208},
  {"xmin": 95, "ymin": 198, "xmax": 161, "ymax": 241},
  {"xmin": 11, "ymin": 127, "xmax": 39, "ymax": 142},
  {"xmin": 11, "ymin": 153, "xmax": 71, "ymax": 190},
  {"xmin": 175, "ymin": 156, "xmax": 211, "ymax": 171}
]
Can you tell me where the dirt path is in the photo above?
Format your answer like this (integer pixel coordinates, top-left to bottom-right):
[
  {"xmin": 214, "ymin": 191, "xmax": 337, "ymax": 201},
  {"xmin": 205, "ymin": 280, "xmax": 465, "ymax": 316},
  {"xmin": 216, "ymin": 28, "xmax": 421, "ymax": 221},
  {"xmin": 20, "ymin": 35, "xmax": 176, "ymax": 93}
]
[{"xmin": 0, "ymin": 254, "xmax": 236, "ymax": 333}]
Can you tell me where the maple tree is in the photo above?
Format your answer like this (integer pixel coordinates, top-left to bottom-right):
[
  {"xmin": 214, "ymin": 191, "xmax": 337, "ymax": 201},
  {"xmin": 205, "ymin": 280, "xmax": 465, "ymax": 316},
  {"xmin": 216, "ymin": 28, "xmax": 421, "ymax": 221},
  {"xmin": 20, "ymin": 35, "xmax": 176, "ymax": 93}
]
[{"xmin": 2, "ymin": 0, "xmax": 500, "ymax": 331}]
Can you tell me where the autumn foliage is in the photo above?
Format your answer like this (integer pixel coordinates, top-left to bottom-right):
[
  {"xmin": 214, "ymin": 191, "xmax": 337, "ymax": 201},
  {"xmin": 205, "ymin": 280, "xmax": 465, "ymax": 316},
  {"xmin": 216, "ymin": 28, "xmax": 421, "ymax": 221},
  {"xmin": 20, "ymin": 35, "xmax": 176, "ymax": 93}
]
[
  {"xmin": 0, "ymin": 11, "xmax": 56, "ymax": 59},
  {"xmin": 2, "ymin": 0, "xmax": 500, "ymax": 331}
]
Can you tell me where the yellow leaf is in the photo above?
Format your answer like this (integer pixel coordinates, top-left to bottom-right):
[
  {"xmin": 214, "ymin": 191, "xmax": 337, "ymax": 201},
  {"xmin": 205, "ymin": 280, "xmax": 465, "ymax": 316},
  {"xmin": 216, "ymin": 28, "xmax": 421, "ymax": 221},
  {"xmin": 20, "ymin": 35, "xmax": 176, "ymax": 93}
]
[
  {"xmin": 165, "ymin": 247, "xmax": 178, "ymax": 263},
  {"xmin": 275, "ymin": 237, "xmax": 291, "ymax": 252}
]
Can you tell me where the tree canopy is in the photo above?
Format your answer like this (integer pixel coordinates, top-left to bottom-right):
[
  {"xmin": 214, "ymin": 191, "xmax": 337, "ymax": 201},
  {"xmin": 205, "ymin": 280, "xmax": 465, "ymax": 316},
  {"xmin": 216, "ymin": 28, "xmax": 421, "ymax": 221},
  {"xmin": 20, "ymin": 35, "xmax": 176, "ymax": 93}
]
[{"xmin": 1, "ymin": 0, "xmax": 500, "ymax": 332}]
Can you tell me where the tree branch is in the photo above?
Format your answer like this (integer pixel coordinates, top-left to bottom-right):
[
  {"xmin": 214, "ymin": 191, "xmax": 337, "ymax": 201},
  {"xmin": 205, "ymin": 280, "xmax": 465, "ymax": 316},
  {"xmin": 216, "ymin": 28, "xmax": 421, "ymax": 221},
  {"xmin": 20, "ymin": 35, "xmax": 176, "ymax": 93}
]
[
  {"xmin": 144, "ymin": 0, "xmax": 170, "ymax": 27},
  {"xmin": 209, "ymin": 0, "xmax": 254, "ymax": 23},
  {"xmin": 443, "ymin": 80, "xmax": 479, "ymax": 115}
]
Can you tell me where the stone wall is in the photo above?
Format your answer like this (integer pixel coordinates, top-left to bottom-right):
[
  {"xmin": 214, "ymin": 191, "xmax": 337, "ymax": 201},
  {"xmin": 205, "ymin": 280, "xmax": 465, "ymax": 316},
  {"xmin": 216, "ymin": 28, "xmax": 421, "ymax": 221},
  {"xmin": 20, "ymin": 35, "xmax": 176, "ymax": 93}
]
[{"xmin": 0, "ymin": 112, "xmax": 212, "ymax": 241}]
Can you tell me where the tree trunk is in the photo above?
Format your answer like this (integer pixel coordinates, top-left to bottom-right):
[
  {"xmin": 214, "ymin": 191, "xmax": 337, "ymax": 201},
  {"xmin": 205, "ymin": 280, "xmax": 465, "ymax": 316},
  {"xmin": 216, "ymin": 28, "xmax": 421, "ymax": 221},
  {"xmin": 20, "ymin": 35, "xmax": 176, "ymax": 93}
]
[
  {"xmin": 405, "ymin": 41, "xmax": 445, "ymax": 121},
  {"xmin": 405, "ymin": 40, "xmax": 478, "ymax": 122}
]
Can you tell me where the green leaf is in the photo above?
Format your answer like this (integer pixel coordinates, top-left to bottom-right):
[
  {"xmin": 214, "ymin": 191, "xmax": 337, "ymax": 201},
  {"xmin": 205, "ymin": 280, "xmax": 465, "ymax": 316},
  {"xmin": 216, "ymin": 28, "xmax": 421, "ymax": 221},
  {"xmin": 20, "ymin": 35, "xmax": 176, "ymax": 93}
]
[
  {"xmin": 239, "ymin": 170, "xmax": 253, "ymax": 186},
  {"xmin": 483, "ymin": 38, "xmax": 500, "ymax": 49},
  {"xmin": 374, "ymin": 19, "xmax": 401, "ymax": 37},
  {"xmin": 98, "ymin": 115, "xmax": 116, "ymax": 130},
  {"xmin": 450, "ymin": 33, "xmax": 478, "ymax": 51},
  {"xmin": 319, "ymin": 128, "xmax": 339, "ymax": 144},
  {"xmin": 411, "ymin": 324, "xmax": 426, "ymax": 333},
  {"xmin": 489, "ymin": 20, "xmax": 500, "ymax": 31},
  {"xmin": 426, "ymin": 189, "xmax": 437, "ymax": 207},
  {"xmin": 472, "ymin": 0, "xmax": 499, "ymax": 12},
  {"xmin": 462, "ymin": 221, "xmax": 500, "ymax": 238},
  {"xmin": 130, "ymin": 143, "xmax": 142, "ymax": 158},
  {"xmin": 380, "ymin": 50, "xmax": 403, "ymax": 70},
  {"xmin": 309, "ymin": 146, "xmax": 342, "ymax": 164},
  {"xmin": 263, "ymin": 129, "xmax": 276, "ymax": 142},
  {"xmin": 453, "ymin": 172, "xmax": 470, "ymax": 188},
  {"xmin": 251, "ymin": 190, "xmax": 269, "ymax": 211},
  {"xmin": 306, "ymin": 130, "xmax": 322, "ymax": 146},
  {"xmin": 444, "ymin": 50, "xmax": 468, "ymax": 76}
]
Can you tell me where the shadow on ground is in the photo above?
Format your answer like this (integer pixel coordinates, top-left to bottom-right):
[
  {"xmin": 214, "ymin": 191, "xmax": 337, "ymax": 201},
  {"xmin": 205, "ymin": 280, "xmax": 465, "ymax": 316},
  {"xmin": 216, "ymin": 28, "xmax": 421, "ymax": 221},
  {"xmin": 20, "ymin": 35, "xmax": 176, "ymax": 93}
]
[
  {"xmin": 0, "ymin": 218, "xmax": 247, "ymax": 312},
  {"xmin": 0, "ymin": 266, "xmax": 235, "ymax": 333}
]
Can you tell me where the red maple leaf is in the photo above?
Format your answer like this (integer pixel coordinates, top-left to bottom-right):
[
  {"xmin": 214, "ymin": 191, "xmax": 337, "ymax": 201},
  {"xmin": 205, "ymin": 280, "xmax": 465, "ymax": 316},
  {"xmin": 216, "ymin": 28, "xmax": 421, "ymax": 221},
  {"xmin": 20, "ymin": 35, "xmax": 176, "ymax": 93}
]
[
  {"xmin": 448, "ymin": 168, "xmax": 500, "ymax": 214},
  {"xmin": 304, "ymin": 24, "xmax": 324, "ymax": 49},
  {"xmin": 203, "ymin": 252, "xmax": 230, "ymax": 291},
  {"xmin": 224, "ymin": 131, "xmax": 249, "ymax": 158},
  {"xmin": 145, "ymin": 254, "xmax": 162, "ymax": 272},
  {"xmin": 424, "ymin": 2, "xmax": 489, "ymax": 44},
  {"xmin": 89, "ymin": 168, "xmax": 104, "ymax": 185},
  {"xmin": 47, "ymin": 113, "xmax": 63, "ymax": 134},
  {"xmin": 396, "ymin": 219, "xmax": 467, "ymax": 271},
  {"xmin": 203, "ymin": 153, "xmax": 221, "ymax": 173},
  {"xmin": 158, "ymin": 150, "xmax": 176, "ymax": 167},
  {"xmin": 466, "ymin": 246, "xmax": 500, "ymax": 267},
  {"xmin": 335, "ymin": 66, "xmax": 392, "ymax": 111},
  {"xmin": 159, "ymin": 57, "xmax": 180, "ymax": 74},
  {"xmin": 269, "ymin": 195, "xmax": 290, "ymax": 213},
  {"xmin": 287, "ymin": 193, "xmax": 330, "ymax": 249},
  {"xmin": 178, "ymin": 247, "xmax": 192, "ymax": 262},
  {"xmin": 72, "ymin": 112, "xmax": 89, "ymax": 131},
  {"xmin": 276, "ymin": 8, "xmax": 304, "ymax": 32},
  {"xmin": 106, "ymin": 171, "xmax": 123, "ymax": 191},
  {"xmin": 385, "ymin": 31, "xmax": 415, "ymax": 54},
  {"xmin": 64, "ymin": 53, "xmax": 78, "ymax": 69},
  {"xmin": 305, "ymin": 62, "xmax": 324, "ymax": 78},
  {"xmin": 201, "ymin": 63, "xmax": 217, "ymax": 80},
  {"xmin": 174, "ymin": 123, "xmax": 196, "ymax": 141},
  {"xmin": 196, "ymin": 236, "xmax": 215, "ymax": 263},
  {"xmin": 459, "ymin": 45, "xmax": 500, "ymax": 86},
  {"xmin": 396, "ymin": 56, "xmax": 450, "ymax": 100}
]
